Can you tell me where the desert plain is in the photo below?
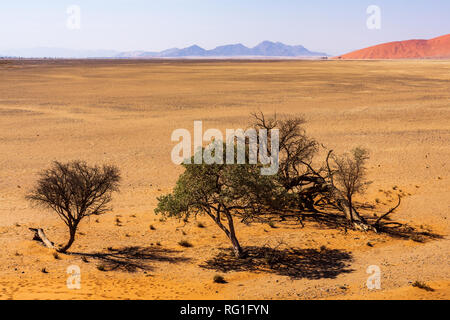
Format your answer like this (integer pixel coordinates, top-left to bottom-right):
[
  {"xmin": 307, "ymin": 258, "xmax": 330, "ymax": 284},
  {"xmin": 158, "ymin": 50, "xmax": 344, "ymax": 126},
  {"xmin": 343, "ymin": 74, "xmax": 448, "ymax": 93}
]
[{"xmin": 0, "ymin": 59, "xmax": 449, "ymax": 300}]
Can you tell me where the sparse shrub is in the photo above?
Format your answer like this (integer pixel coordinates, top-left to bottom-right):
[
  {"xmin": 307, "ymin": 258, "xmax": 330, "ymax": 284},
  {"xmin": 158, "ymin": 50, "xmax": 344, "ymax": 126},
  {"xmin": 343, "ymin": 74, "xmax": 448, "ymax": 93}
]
[
  {"xmin": 412, "ymin": 281, "xmax": 434, "ymax": 292},
  {"xmin": 26, "ymin": 160, "xmax": 121, "ymax": 253},
  {"xmin": 97, "ymin": 264, "xmax": 106, "ymax": 272},
  {"xmin": 178, "ymin": 240, "xmax": 193, "ymax": 248},
  {"xmin": 53, "ymin": 252, "xmax": 60, "ymax": 260},
  {"xmin": 213, "ymin": 275, "xmax": 227, "ymax": 284},
  {"xmin": 268, "ymin": 221, "xmax": 277, "ymax": 229},
  {"xmin": 150, "ymin": 225, "xmax": 156, "ymax": 230},
  {"xmin": 197, "ymin": 222, "xmax": 205, "ymax": 228},
  {"xmin": 81, "ymin": 256, "xmax": 89, "ymax": 263},
  {"xmin": 41, "ymin": 268, "xmax": 48, "ymax": 273}
]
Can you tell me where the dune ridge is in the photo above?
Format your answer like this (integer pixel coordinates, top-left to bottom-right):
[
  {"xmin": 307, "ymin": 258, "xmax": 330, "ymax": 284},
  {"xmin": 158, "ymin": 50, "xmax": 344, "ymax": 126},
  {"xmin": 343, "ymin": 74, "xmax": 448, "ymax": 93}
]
[{"xmin": 336, "ymin": 34, "xmax": 450, "ymax": 59}]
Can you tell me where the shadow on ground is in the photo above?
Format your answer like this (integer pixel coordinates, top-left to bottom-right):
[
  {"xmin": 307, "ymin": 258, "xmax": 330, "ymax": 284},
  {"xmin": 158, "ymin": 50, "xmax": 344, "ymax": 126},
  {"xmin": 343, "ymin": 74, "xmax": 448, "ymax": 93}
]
[
  {"xmin": 275, "ymin": 207, "xmax": 443, "ymax": 243},
  {"xmin": 200, "ymin": 246, "xmax": 353, "ymax": 280},
  {"xmin": 72, "ymin": 246, "xmax": 191, "ymax": 272}
]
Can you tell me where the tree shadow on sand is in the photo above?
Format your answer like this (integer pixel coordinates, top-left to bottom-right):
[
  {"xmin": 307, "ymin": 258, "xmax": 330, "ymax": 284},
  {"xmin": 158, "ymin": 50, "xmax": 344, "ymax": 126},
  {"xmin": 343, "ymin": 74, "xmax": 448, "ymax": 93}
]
[
  {"xmin": 72, "ymin": 246, "xmax": 191, "ymax": 272},
  {"xmin": 200, "ymin": 246, "xmax": 353, "ymax": 280},
  {"xmin": 275, "ymin": 206, "xmax": 443, "ymax": 243}
]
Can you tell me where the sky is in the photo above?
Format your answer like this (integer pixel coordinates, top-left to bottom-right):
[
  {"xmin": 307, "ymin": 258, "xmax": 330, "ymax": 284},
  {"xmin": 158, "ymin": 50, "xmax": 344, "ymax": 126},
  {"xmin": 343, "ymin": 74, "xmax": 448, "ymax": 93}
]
[{"xmin": 0, "ymin": 0, "xmax": 449, "ymax": 56}]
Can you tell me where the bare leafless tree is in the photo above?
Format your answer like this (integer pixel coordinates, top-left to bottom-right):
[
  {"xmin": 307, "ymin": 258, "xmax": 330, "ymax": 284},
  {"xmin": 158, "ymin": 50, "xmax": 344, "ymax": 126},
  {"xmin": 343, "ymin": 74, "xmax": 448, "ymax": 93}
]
[
  {"xmin": 325, "ymin": 148, "xmax": 373, "ymax": 230},
  {"xmin": 27, "ymin": 161, "xmax": 121, "ymax": 253}
]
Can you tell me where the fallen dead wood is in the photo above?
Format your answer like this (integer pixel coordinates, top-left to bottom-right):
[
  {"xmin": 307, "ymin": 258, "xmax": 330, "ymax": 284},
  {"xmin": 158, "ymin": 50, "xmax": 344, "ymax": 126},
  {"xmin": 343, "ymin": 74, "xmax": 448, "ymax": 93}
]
[
  {"xmin": 29, "ymin": 228, "xmax": 55, "ymax": 249},
  {"xmin": 374, "ymin": 195, "xmax": 402, "ymax": 228}
]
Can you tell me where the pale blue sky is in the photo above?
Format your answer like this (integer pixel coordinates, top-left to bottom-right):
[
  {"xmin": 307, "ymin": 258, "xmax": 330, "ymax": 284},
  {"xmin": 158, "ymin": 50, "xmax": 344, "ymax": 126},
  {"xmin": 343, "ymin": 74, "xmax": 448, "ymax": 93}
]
[{"xmin": 0, "ymin": 0, "xmax": 449, "ymax": 55}]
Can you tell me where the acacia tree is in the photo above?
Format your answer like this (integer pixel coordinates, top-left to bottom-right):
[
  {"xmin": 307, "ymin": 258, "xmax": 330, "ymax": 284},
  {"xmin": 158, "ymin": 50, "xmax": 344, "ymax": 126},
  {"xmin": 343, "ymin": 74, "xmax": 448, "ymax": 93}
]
[
  {"xmin": 27, "ymin": 161, "xmax": 121, "ymax": 253},
  {"xmin": 159, "ymin": 112, "xmax": 401, "ymax": 257},
  {"xmin": 252, "ymin": 112, "xmax": 397, "ymax": 231},
  {"xmin": 155, "ymin": 148, "xmax": 282, "ymax": 258}
]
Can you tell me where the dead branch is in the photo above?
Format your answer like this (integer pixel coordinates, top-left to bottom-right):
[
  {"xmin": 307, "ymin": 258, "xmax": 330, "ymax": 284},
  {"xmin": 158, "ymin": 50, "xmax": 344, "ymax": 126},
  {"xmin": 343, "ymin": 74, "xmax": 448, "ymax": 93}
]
[
  {"xmin": 374, "ymin": 195, "xmax": 402, "ymax": 228},
  {"xmin": 29, "ymin": 228, "xmax": 55, "ymax": 249}
]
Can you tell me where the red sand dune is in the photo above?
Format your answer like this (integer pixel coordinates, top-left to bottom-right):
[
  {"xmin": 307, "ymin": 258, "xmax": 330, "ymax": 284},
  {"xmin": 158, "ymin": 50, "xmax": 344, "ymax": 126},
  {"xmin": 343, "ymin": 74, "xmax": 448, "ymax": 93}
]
[{"xmin": 336, "ymin": 34, "xmax": 450, "ymax": 59}]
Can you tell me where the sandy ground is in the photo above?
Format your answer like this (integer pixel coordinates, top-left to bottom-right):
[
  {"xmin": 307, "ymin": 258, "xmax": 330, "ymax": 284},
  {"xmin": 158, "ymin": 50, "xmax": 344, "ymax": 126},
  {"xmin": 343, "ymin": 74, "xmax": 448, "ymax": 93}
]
[{"xmin": 0, "ymin": 59, "xmax": 448, "ymax": 300}]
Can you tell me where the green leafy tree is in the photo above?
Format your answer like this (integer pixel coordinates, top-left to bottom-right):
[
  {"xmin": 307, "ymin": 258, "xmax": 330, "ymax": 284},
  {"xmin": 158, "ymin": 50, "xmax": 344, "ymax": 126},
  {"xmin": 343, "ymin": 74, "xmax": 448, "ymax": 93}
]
[{"xmin": 156, "ymin": 147, "xmax": 283, "ymax": 258}]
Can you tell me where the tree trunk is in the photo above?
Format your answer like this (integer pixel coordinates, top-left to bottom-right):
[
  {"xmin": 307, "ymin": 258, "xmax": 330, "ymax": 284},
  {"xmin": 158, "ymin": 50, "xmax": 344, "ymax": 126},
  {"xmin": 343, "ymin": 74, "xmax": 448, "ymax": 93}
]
[
  {"xmin": 346, "ymin": 204, "xmax": 373, "ymax": 231},
  {"xmin": 335, "ymin": 194, "xmax": 373, "ymax": 231},
  {"xmin": 224, "ymin": 211, "xmax": 244, "ymax": 258},
  {"xmin": 342, "ymin": 204, "xmax": 353, "ymax": 222},
  {"xmin": 58, "ymin": 228, "xmax": 76, "ymax": 253},
  {"xmin": 229, "ymin": 231, "xmax": 243, "ymax": 258},
  {"xmin": 208, "ymin": 208, "xmax": 245, "ymax": 259}
]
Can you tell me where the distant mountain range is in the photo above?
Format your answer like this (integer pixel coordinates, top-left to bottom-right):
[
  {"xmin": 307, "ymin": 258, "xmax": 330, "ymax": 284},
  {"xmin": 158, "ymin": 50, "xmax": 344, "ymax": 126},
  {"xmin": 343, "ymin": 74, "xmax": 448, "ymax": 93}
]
[
  {"xmin": 117, "ymin": 41, "xmax": 329, "ymax": 58},
  {"xmin": 0, "ymin": 42, "xmax": 328, "ymax": 59},
  {"xmin": 336, "ymin": 34, "xmax": 450, "ymax": 59},
  {"xmin": 3, "ymin": 35, "xmax": 450, "ymax": 59}
]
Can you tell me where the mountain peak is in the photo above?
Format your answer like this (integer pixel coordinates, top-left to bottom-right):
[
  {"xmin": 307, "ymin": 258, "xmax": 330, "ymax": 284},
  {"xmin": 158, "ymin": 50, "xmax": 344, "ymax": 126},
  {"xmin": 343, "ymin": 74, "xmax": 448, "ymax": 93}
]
[
  {"xmin": 258, "ymin": 40, "xmax": 276, "ymax": 45},
  {"xmin": 187, "ymin": 44, "xmax": 203, "ymax": 49}
]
